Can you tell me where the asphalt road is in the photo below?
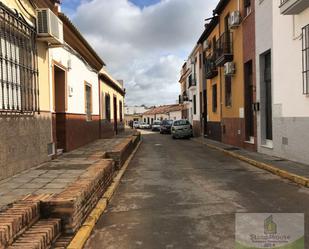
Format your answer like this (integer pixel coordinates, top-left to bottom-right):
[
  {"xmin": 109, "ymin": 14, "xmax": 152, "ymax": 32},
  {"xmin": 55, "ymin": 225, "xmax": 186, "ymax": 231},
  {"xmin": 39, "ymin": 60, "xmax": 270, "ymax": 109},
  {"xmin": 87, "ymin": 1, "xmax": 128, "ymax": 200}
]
[{"xmin": 85, "ymin": 131, "xmax": 309, "ymax": 249}]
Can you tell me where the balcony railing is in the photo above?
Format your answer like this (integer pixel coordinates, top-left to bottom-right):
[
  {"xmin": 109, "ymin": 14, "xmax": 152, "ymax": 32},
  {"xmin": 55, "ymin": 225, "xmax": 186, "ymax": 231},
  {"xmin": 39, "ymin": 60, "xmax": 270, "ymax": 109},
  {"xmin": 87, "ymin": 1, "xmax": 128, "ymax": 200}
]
[
  {"xmin": 280, "ymin": 0, "xmax": 309, "ymax": 15},
  {"xmin": 188, "ymin": 75, "xmax": 196, "ymax": 88},
  {"xmin": 205, "ymin": 55, "xmax": 218, "ymax": 79},
  {"xmin": 215, "ymin": 31, "xmax": 233, "ymax": 66},
  {"xmin": 179, "ymin": 91, "xmax": 188, "ymax": 103}
]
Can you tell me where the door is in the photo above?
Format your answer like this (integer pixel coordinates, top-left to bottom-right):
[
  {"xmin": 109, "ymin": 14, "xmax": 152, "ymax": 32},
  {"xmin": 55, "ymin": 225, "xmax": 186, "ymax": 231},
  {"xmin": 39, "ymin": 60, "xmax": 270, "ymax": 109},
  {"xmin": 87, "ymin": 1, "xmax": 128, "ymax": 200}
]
[
  {"xmin": 244, "ymin": 60, "xmax": 254, "ymax": 140},
  {"xmin": 54, "ymin": 65, "xmax": 66, "ymax": 150},
  {"xmin": 203, "ymin": 89, "xmax": 207, "ymax": 136},
  {"xmin": 264, "ymin": 52, "xmax": 272, "ymax": 140},
  {"xmin": 113, "ymin": 96, "xmax": 118, "ymax": 134}
]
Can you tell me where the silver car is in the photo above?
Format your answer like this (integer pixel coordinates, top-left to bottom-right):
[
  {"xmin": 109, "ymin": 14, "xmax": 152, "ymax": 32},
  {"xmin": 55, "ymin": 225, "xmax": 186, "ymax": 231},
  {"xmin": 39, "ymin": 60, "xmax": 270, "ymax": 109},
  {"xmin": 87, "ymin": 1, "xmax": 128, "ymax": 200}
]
[{"xmin": 171, "ymin": 119, "xmax": 193, "ymax": 139}]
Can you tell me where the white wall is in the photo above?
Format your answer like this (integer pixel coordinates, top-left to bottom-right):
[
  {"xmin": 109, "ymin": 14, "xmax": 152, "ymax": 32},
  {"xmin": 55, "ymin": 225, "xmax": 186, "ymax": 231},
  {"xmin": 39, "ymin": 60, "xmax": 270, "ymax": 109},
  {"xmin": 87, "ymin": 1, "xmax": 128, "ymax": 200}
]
[
  {"xmin": 273, "ymin": 5, "xmax": 309, "ymax": 117},
  {"xmin": 49, "ymin": 46, "xmax": 100, "ymax": 115},
  {"xmin": 169, "ymin": 111, "xmax": 182, "ymax": 120}
]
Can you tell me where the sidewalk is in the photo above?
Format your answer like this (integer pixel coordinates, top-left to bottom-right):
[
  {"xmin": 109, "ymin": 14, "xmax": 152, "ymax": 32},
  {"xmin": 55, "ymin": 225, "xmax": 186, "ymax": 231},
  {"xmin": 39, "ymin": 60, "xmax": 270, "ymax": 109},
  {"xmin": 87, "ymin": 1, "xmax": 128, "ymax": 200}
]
[
  {"xmin": 193, "ymin": 137, "xmax": 309, "ymax": 187},
  {"xmin": 0, "ymin": 130, "xmax": 139, "ymax": 209}
]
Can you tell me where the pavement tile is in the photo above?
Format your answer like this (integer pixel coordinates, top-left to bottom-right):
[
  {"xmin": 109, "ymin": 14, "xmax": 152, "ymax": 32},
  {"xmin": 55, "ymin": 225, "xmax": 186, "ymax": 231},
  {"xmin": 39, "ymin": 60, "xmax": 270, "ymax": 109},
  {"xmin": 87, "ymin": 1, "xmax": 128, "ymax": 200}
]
[
  {"xmin": 51, "ymin": 178, "xmax": 75, "ymax": 183},
  {"xmin": 29, "ymin": 178, "xmax": 53, "ymax": 183},
  {"xmin": 21, "ymin": 182, "xmax": 46, "ymax": 189},
  {"xmin": 0, "ymin": 182, "xmax": 23, "ymax": 189},
  {"xmin": 10, "ymin": 177, "xmax": 34, "ymax": 183},
  {"xmin": 0, "ymin": 195, "xmax": 22, "ymax": 206},
  {"xmin": 44, "ymin": 183, "xmax": 68, "ymax": 189},
  {"xmin": 10, "ymin": 188, "xmax": 37, "ymax": 195},
  {"xmin": 35, "ymin": 188, "xmax": 64, "ymax": 194}
]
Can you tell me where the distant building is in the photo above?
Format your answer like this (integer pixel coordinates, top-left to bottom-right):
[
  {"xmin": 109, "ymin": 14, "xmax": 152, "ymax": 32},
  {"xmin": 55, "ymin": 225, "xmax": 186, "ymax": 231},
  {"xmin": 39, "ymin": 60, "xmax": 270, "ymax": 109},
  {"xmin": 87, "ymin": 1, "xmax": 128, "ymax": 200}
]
[
  {"xmin": 124, "ymin": 106, "xmax": 149, "ymax": 126},
  {"xmin": 142, "ymin": 104, "xmax": 186, "ymax": 124}
]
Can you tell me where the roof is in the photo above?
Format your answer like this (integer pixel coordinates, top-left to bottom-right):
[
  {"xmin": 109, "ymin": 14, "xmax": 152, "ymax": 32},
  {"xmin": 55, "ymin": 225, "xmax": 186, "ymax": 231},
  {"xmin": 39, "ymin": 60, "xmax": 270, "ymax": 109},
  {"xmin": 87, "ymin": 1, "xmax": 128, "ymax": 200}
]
[
  {"xmin": 197, "ymin": 16, "xmax": 219, "ymax": 44},
  {"xmin": 143, "ymin": 104, "xmax": 185, "ymax": 116},
  {"xmin": 99, "ymin": 69, "xmax": 126, "ymax": 96},
  {"xmin": 213, "ymin": 0, "xmax": 229, "ymax": 15},
  {"xmin": 58, "ymin": 13, "xmax": 105, "ymax": 70}
]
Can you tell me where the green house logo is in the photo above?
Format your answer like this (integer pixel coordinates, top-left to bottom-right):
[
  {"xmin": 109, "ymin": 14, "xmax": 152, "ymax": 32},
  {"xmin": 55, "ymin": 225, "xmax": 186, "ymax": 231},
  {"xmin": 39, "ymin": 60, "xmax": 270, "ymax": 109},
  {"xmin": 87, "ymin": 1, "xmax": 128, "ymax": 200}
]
[{"xmin": 264, "ymin": 215, "xmax": 277, "ymax": 235}]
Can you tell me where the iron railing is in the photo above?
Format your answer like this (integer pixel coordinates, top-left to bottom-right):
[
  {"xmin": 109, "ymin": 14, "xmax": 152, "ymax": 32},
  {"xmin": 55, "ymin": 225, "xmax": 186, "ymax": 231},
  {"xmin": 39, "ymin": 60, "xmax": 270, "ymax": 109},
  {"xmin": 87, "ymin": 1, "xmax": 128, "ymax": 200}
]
[
  {"xmin": 0, "ymin": 2, "xmax": 39, "ymax": 114},
  {"xmin": 215, "ymin": 31, "xmax": 233, "ymax": 58},
  {"xmin": 302, "ymin": 24, "xmax": 309, "ymax": 94},
  {"xmin": 188, "ymin": 74, "xmax": 196, "ymax": 88},
  {"xmin": 205, "ymin": 54, "xmax": 218, "ymax": 79}
]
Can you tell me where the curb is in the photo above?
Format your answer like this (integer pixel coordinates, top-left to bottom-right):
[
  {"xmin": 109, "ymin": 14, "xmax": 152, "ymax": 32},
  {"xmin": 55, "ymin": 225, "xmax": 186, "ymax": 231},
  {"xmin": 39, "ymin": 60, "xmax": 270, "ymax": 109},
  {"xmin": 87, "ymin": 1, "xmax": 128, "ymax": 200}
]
[
  {"xmin": 194, "ymin": 139, "xmax": 309, "ymax": 188},
  {"xmin": 67, "ymin": 139, "xmax": 142, "ymax": 249}
]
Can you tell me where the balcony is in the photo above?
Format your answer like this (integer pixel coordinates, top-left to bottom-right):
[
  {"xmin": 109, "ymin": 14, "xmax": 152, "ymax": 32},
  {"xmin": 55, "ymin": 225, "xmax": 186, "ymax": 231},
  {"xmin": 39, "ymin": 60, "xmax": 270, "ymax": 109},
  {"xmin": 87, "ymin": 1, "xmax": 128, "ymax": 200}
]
[
  {"xmin": 205, "ymin": 55, "xmax": 218, "ymax": 79},
  {"xmin": 280, "ymin": 0, "xmax": 309, "ymax": 15},
  {"xmin": 188, "ymin": 75, "xmax": 196, "ymax": 89},
  {"xmin": 179, "ymin": 92, "xmax": 189, "ymax": 104},
  {"xmin": 215, "ymin": 31, "xmax": 233, "ymax": 67}
]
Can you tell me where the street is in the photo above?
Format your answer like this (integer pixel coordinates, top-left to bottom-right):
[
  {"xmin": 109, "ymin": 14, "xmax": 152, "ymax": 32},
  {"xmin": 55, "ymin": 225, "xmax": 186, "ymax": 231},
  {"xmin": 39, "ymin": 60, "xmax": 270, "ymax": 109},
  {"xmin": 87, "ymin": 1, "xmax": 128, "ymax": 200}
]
[{"xmin": 85, "ymin": 131, "xmax": 309, "ymax": 249}]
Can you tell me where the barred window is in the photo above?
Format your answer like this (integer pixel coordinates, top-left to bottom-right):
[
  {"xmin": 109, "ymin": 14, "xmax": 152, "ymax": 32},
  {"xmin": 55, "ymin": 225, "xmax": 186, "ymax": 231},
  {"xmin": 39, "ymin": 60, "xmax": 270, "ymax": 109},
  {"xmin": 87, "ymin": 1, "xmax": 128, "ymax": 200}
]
[
  {"xmin": 302, "ymin": 24, "xmax": 309, "ymax": 94},
  {"xmin": 85, "ymin": 83, "xmax": 92, "ymax": 121},
  {"xmin": 119, "ymin": 100, "xmax": 123, "ymax": 122},
  {"xmin": 105, "ymin": 93, "xmax": 111, "ymax": 121},
  {"xmin": 0, "ymin": 3, "xmax": 39, "ymax": 114}
]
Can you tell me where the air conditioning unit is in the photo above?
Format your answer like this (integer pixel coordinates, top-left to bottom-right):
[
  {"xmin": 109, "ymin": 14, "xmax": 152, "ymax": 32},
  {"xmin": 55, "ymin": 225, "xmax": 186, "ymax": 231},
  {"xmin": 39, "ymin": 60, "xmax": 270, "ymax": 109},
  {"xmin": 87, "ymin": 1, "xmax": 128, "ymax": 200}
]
[
  {"xmin": 229, "ymin": 11, "xmax": 241, "ymax": 29},
  {"xmin": 224, "ymin": 62, "xmax": 236, "ymax": 76},
  {"xmin": 36, "ymin": 9, "xmax": 63, "ymax": 45}
]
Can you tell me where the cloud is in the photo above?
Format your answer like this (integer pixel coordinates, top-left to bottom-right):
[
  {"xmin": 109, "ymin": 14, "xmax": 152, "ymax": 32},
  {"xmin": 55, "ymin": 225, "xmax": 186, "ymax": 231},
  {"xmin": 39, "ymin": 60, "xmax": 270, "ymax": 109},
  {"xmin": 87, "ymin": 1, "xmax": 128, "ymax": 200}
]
[{"xmin": 69, "ymin": 0, "xmax": 216, "ymax": 106}]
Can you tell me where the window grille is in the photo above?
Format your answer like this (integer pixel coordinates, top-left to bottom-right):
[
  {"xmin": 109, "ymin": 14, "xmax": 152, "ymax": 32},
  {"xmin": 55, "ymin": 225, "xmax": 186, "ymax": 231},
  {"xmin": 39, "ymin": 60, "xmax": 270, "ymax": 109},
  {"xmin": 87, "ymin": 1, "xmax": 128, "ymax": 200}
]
[
  {"xmin": 0, "ymin": 2, "xmax": 39, "ymax": 114},
  {"xmin": 105, "ymin": 93, "xmax": 111, "ymax": 121},
  {"xmin": 302, "ymin": 24, "xmax": 309, "ymax": 94},
  {"xmin": 119, "ymin": 100, "xmax": 123, "ymax": 122},
  {"xmin": 212, "ymin": 84, "xmax": 217, "ymax": 113},
  {"xmin": 85, "ymin": 84, "xmax": 92, "ymax": 121}
]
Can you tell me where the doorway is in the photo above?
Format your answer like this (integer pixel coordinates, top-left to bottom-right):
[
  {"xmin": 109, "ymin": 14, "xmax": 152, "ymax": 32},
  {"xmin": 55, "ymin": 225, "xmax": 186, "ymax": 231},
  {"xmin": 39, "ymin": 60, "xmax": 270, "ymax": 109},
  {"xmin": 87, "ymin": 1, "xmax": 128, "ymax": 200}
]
[
  {"xmin": 113, "ymin": 96, "xmax": 118, "ymax": 134},
  {"xmin": 203, "ymin": 89, "xmax": 207, "ymax": 136},
  {"xmin": 244, "ymin": 60, "xmax": 254, "ymax": 141},
  {"xmin": 53, "ymin": 65, "xmax": 66, "ymax": 151}
]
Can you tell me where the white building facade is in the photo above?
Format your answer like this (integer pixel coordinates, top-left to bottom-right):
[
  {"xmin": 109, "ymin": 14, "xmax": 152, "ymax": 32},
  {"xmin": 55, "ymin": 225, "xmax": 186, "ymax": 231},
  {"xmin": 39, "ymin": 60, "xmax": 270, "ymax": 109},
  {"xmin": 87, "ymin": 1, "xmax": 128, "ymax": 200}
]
[{"xmin": 256, "ymin": 0, "xmax": 309, "ymax": 164}]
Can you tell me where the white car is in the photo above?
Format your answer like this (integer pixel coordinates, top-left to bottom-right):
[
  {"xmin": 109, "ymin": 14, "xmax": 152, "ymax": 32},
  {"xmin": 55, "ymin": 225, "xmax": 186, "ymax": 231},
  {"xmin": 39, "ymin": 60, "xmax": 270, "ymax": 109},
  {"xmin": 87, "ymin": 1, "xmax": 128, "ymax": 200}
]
[
  {"xmin": 152, "ymin": 121, "xmax": 161, "ymax": 131},
  {"xmin": 140, "ymin": 122, "xmax": 151, "ymax": 129},
  {"xmin": 133, "ymin": 121, "xmax": 140, "ymax": 129}
]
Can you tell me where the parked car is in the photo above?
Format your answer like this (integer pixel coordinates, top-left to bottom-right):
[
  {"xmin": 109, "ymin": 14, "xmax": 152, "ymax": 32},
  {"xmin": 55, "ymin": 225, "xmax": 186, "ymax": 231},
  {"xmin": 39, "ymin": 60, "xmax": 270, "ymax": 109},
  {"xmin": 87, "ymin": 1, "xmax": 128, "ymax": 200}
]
[
  {"xmin": 139, "ymin": 122, "xmax": 151, "ymax": 129},
  {"xmin": 160, "ymin": 120, "xmax": 173, "ymax": 134},
  {"xmin": 171, "ymin": 119, "xmax": 193, "ymax": 139},
  {"xmin": 133, "ymin": 121, "xmax": 140, "ymax": 129},
  {"xmin": 152, "ymin": 120, "xmax": 161, "ymax": 131}
]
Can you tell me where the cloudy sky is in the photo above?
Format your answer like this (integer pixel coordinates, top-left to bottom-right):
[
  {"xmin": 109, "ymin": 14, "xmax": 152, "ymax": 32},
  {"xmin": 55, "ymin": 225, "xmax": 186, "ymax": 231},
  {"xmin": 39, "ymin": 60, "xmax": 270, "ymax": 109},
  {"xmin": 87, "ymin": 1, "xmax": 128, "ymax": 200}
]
[{"xmin": 61, "ymin": 0, "xmax": 216, "ymax": 106}]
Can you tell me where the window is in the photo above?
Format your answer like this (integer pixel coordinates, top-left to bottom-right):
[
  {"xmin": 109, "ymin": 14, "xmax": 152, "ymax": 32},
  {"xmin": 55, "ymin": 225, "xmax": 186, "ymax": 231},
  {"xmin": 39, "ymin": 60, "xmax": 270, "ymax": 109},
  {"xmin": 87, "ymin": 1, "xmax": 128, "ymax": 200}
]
[
  {"xmin": 212, "ymin": 84, "xmax": 217, "ymax": 113},
  {"xmin": 85, "ymin": 84, "xmax": 92, "ymax": 121},
  {"xmin": 244, "ymin": 0, "xmax": 251, "ymax": 17},
  {"xmin": 225, "ymin": 76, "xmax": 232, "ymax": 107},
  {"xmin": 193, "ymin": 94, "xmax": 196, "ymax": 114},
  {"xmin": 105, "ymin": 93, "xmax": 111, "ymax": 121},
  {"xmin": 199, "ymin": 53, "xmax": 202, "ymax": 68},
  {"xmin": 119, "ymin": 100, "xmax": 123, "ymax": 122},
  {"xmin": 302, "ymin": 24, "xmax": 309, "ymax": 94},
  {"xmin": 0, "ymin": 3, "xmax": 39, "ymax": 113}
]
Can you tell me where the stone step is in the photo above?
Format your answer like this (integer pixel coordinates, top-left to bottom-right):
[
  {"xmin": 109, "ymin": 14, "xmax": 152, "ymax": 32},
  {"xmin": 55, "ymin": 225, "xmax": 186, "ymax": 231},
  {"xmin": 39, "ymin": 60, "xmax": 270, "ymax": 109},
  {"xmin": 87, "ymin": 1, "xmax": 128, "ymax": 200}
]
[
  {"xmin": 0, "ymin": 200, "xmax": 40, "ymax": 248},
  {"xmin": 8, "ymin": 218, "xmax": 61, "ymax": 249}
]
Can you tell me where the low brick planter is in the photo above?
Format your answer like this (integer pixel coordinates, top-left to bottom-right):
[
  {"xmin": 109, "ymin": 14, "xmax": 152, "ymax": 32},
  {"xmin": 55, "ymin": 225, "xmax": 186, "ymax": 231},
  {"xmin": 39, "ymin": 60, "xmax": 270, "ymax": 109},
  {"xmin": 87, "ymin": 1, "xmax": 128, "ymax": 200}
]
[{"xmin": 41, "ymin": 159, "xmax": 115, "ymax": 234}]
